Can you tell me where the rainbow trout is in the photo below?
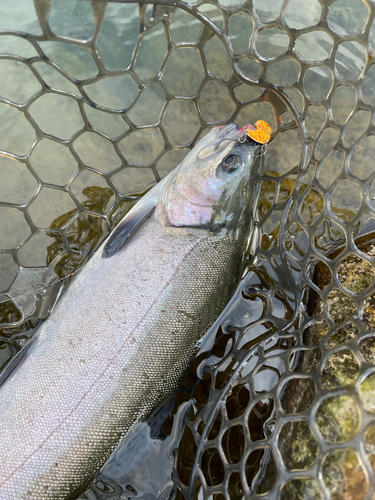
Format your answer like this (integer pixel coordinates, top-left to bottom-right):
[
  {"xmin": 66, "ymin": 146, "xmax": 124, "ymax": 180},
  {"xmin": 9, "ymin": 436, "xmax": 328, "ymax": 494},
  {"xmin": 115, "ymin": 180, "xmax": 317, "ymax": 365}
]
[{"xmin": 0, "ymin": 123, "xmax": 264, "ymax": 499}]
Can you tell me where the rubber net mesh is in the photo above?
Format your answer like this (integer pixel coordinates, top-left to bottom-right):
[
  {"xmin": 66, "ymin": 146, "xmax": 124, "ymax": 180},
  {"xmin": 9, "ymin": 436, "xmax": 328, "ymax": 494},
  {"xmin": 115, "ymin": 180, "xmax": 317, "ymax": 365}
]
[{"xmin": 1, "ymin": 0, "xmax": 375, "ymax": 498}]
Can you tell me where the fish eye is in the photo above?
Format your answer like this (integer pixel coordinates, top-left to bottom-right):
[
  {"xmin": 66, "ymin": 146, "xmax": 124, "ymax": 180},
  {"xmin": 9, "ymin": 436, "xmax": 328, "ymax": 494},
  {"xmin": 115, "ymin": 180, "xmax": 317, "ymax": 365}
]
[{"xmin": 221, "ymin": 154, "xmax": 242, "ymax": 172}]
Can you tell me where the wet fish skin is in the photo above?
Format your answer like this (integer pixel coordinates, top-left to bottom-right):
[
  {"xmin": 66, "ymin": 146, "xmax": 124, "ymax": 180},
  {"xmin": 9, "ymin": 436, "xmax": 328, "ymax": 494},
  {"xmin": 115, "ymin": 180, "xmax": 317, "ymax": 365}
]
[{"xmin": 0, "ymin": 124, "xmax": 262, "ymax": 499}]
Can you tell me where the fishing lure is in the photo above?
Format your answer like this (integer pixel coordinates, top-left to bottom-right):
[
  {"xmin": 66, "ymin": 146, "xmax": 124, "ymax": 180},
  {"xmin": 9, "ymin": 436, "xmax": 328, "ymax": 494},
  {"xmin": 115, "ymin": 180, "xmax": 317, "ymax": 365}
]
[{"xmin": 246, "ymin": 120, "xmax": 271, "ymax": 144}]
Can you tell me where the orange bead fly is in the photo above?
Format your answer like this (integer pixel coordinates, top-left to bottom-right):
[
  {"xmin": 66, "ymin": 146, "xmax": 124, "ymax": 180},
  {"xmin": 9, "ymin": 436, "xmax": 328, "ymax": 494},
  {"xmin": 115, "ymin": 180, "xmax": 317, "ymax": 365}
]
[{"xmin": 246, "ymin": 120, "xmax": 271, "ymax": 144}]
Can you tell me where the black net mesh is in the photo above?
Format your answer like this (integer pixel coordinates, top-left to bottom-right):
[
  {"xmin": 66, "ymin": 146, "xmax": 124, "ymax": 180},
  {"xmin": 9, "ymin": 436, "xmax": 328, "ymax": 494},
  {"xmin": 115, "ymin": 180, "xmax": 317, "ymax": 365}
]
[{"xmin": 1, "ymin": 0, "xmax": 375, "ymax": 498}]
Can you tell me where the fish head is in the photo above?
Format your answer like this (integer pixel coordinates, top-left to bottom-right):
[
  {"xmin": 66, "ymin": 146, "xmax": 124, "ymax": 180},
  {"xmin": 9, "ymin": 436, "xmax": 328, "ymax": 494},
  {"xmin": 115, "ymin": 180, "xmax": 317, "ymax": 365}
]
[{"xmin": 157, "ymin": 123, "xmax": 264, "ymax": 233}]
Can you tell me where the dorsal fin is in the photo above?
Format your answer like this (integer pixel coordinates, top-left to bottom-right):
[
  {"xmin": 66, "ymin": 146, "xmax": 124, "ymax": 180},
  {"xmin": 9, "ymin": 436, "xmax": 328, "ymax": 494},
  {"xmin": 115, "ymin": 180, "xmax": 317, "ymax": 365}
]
[{"xmin": 102, "ymin": 201, "xmax": 156, "ymax": 259}]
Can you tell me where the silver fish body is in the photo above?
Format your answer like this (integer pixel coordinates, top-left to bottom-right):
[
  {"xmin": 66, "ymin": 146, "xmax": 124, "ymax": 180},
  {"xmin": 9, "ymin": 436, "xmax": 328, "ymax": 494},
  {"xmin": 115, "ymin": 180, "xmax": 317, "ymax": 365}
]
[{"xmin": 0, "ymin": 124, "xmax": 262, "ymax": 499}]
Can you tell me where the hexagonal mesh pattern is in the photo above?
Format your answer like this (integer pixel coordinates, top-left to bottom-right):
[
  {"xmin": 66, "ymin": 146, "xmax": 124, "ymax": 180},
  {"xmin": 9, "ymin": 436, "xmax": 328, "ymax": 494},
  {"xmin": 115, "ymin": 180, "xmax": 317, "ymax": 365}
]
[{"xmin": 1, "ymin": 0, "xmax": 375, "ymax": 499}]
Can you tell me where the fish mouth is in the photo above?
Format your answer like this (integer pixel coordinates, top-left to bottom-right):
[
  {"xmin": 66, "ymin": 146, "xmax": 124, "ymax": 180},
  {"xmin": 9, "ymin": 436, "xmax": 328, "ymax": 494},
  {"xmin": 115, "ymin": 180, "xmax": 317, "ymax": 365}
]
[
  {"xmin": 227, "ymin": 123, "xmax": 256, "ymax": 141},
  {"xmin": 199, "ymin": 123, "xmax": 260, "ymax": 161},
  {"xmin": 214, "ymin": 123, "xmax": 239, "ymax": 141},
  {"xmin": 214, "ymin": 123, "xmax": 239, "ymax": 137},
  {"xmin": 214, "ymin": 122, "xmax": 257, "ymax": 149}
]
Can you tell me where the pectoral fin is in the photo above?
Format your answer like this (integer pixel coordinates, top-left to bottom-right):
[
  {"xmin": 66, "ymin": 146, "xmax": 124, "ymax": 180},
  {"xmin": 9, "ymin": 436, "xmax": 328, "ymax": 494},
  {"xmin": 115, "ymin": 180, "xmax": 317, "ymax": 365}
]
[
  {"xmin": 0, "ymin": 340, "xmax": 34, "ymax": 387},
  {"xmin": 102, "ymin": 172, "xmax": 174, "ymax": 259},
  {"xmin": 102, "ymin": 202, "xmax": 156, "ymax": 259}
]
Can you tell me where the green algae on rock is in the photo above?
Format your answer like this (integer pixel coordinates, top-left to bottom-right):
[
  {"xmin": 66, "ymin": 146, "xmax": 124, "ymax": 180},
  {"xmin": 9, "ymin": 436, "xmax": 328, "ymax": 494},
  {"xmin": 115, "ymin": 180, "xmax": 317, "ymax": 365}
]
[
  {"xmin": 280, "ymin": 376, "xmax": 316, "ymax": 414},
  {"xmin": 322, "ymin": 448, "xmax": 368, "ymax": 500},
  {"xmin": 278, "ymin": 420, "xmax": 319, "ymax": 470},
  {"xmin": 280, "ymin": 477, "xmax": 323, "ymax": 500},
  {"xmin": 358, "ymin": 372, "xmax": 375, "ymax": 414},
  {"xmin": 277, "ymin": 233, "xmax": 375, "ymax": 499},
  {"xmin": 315, "ymin": 394, "xmax": 360, "ymax": 443},
  {"xmin": 321, "ymin": 349, "xmax": 360, "ymax": 390},
  {"xmin": 364, "ymin": 423, "xmax": 375, "ymax": 475},
  {"xmin": 304, "ymin": 235, "xmax": 375, "ymax": 345}
]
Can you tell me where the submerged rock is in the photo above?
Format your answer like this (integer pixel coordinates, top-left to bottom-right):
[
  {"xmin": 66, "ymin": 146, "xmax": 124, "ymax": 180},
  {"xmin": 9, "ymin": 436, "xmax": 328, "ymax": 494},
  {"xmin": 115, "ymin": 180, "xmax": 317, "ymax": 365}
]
[{"xmin": 279, "ymin": 232, "xmax": 375, "ymax": 499}]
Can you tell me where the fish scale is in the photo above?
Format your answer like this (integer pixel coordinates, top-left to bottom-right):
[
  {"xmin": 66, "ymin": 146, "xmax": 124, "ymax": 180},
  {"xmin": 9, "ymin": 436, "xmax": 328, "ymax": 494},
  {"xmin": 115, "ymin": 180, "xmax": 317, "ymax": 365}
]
[{"xmin": 0, "ymin": 216, "xmax": 246, "ymax": 500}]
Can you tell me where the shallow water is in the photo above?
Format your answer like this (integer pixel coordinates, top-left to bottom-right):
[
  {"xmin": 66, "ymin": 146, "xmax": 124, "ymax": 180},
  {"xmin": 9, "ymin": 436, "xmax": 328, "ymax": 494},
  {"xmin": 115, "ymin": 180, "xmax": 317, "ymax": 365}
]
[{"xmin": 1, "ymin": 0, "xmax": 375, "ymax": 499}]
